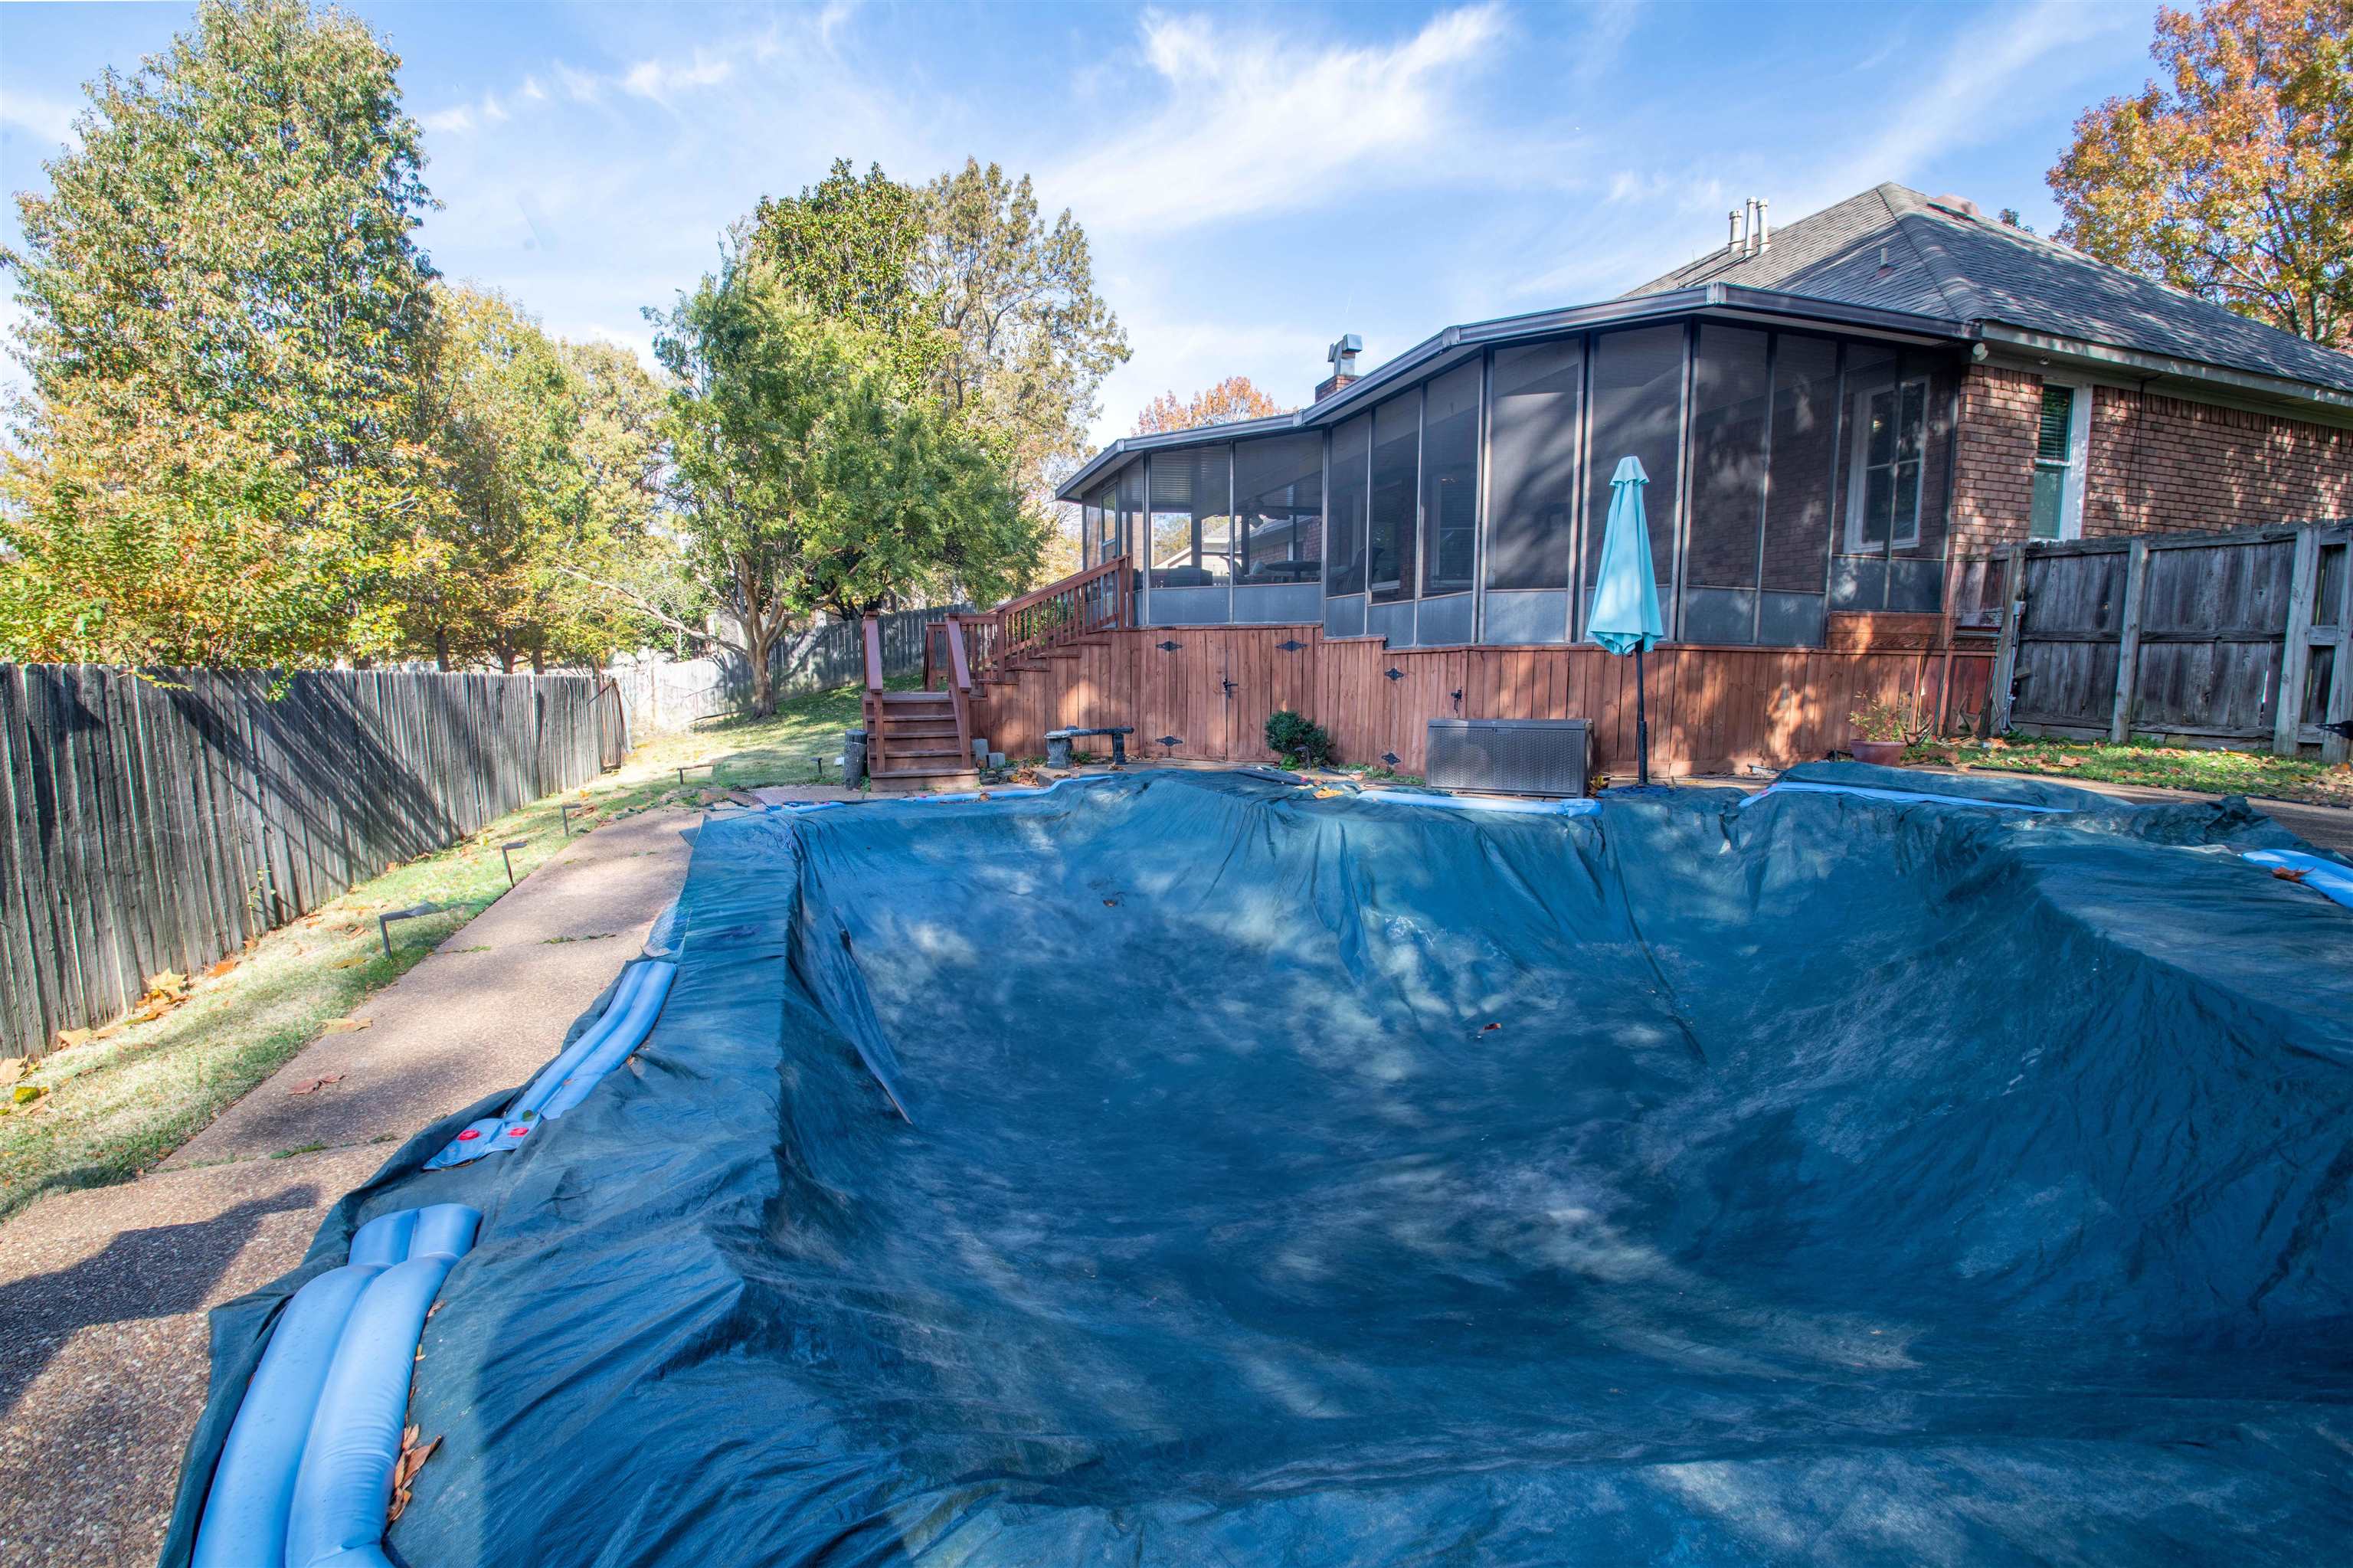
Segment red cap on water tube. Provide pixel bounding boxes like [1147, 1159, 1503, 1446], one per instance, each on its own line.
[456, 1129, 479, 1141]
[507, 1125, 529, 1138]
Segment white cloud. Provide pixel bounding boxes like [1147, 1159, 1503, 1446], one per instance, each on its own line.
[620, 51, 735, 103]
[425, 44, 739, 139]
[1818, 0, 2136, 208]
[1047, 5, 1509, 236]
[1567, 0, 1640, 89]
[1491, 0, 2142, 310]
[0, 90, 82, 151]
[553, 62, 604, 104]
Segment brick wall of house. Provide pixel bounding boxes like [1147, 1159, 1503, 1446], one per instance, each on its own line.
[2083, 387, 2353, 535]
[1952, 363, 2353, 553]
[1951, 365, 2043, 557]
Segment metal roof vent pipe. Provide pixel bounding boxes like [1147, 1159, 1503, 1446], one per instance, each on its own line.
[1316, 334, 1363, 403]
[1756, 197, 1770, 253]
[1727, 207, 1746, 254]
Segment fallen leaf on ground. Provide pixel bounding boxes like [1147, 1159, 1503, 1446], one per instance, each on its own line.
[386, 1426, 441, 1525]
[286, 1073, 345, 1096]
[330, 956, 368, 969]
[54, 1027, 93, 1052]
[11, 1084, 46, 1105]
[204, 959, 237, 980]
[319, 1017, 371, 1035]
[127, 971, 193, 1022]
[2272, 866, 2311, 882]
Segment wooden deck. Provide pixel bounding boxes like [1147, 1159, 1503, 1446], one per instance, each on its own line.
[869, 561, 1994, 781]
[967, 625, 1993, 776]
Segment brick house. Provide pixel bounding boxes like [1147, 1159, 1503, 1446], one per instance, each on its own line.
[1055, 182, 2353, 653]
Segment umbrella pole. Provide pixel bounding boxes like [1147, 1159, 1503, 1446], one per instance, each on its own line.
[1635, 644, 1650, 787]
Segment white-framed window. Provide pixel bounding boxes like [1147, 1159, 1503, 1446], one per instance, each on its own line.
[1844, 375, 1929, 552]
[2028, 378, 2091, 540]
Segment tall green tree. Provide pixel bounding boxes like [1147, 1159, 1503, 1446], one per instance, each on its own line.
[2050, 0, 2352, 347]
[561, 339, 702, 656]
[915, 159, 1130, 506]
[585, 261, 1040, 716]
[405, 286, 570, 670]
[744, 159, 941, 396]
[800, 361, 1042, 623]
[1, 0, 439, 665]
[406, 292, 686, 672]
[743, 157, 1130, 533]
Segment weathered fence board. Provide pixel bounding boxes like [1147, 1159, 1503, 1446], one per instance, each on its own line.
[0, 664, 601, 1059]
[609, 606, 961, 738]
[1987, 522, 2350, 751]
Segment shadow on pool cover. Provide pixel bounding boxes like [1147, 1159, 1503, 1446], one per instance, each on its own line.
[165, 766, 2353, 1566]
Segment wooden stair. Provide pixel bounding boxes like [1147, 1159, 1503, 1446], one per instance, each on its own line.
[866, 566, 1135, 791]
[863, 624, 982, 792]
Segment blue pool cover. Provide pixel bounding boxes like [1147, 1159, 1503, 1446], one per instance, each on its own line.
[166, 766, 2353, 1566]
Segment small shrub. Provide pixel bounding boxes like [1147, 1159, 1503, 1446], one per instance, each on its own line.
[1265, 709, 1335, 768]
[1848, 698, 1919, 744]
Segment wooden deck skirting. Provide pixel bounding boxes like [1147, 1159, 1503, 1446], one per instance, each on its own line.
[967, 624, 1995, 776]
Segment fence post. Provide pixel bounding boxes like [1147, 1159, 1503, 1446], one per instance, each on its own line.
[1987, 545, 2025, 736]
[2109, 537, 2150, 745]
[2274, 524, 2319, 758]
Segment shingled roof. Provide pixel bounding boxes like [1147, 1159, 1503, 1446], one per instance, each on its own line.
[1627, 182, 2353, 398]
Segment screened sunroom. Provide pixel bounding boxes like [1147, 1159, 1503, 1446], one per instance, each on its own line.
[1058, 285, 1972, 648]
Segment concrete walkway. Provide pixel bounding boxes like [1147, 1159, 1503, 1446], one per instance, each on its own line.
[0, 804, 708, 1568]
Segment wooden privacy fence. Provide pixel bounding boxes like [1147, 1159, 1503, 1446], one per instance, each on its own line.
[735, 607, 960, 711]
[1983, 521, 2351, 760]
[0, 665, 603, 1060]
[606, 607, 962, 739]
[966, 626, 1992, 777]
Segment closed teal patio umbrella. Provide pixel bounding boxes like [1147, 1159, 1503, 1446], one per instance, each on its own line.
[1588, 456, 1664, 785]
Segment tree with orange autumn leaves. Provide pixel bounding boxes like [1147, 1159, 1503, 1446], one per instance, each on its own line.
[1131, 376, 1292, 436]
[2049, 0, 2351, 348]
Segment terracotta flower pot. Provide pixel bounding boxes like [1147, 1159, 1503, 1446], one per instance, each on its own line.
[1849, 738, 1905, 766]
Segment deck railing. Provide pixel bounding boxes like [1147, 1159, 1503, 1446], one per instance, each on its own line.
[928, 555, 1132, 686]
[941, 616, 976, 764]
[873, 613, 979, 776]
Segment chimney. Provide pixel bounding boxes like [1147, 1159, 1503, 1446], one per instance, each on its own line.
[1316, 333, 1363, 402]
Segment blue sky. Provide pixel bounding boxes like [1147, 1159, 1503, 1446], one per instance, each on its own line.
[2, 1, 2167, 445]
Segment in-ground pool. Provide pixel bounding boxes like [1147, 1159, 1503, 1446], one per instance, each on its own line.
[169, 766, 2353, 1566]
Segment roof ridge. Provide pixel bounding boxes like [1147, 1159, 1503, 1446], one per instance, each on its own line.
[1894, 186, 2353, 378]
[1882, 187, 1984, 321]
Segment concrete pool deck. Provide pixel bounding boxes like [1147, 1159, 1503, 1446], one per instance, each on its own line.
[0, 770, 2338, 1566]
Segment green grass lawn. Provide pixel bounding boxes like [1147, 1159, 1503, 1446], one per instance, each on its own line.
[1913, 735, 2353, 807]
[0, 680, 889, 1223]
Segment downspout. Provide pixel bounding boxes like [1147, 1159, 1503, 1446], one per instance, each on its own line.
[2129, 373, 2158, 533]
[1935, 366, 1965, 734]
